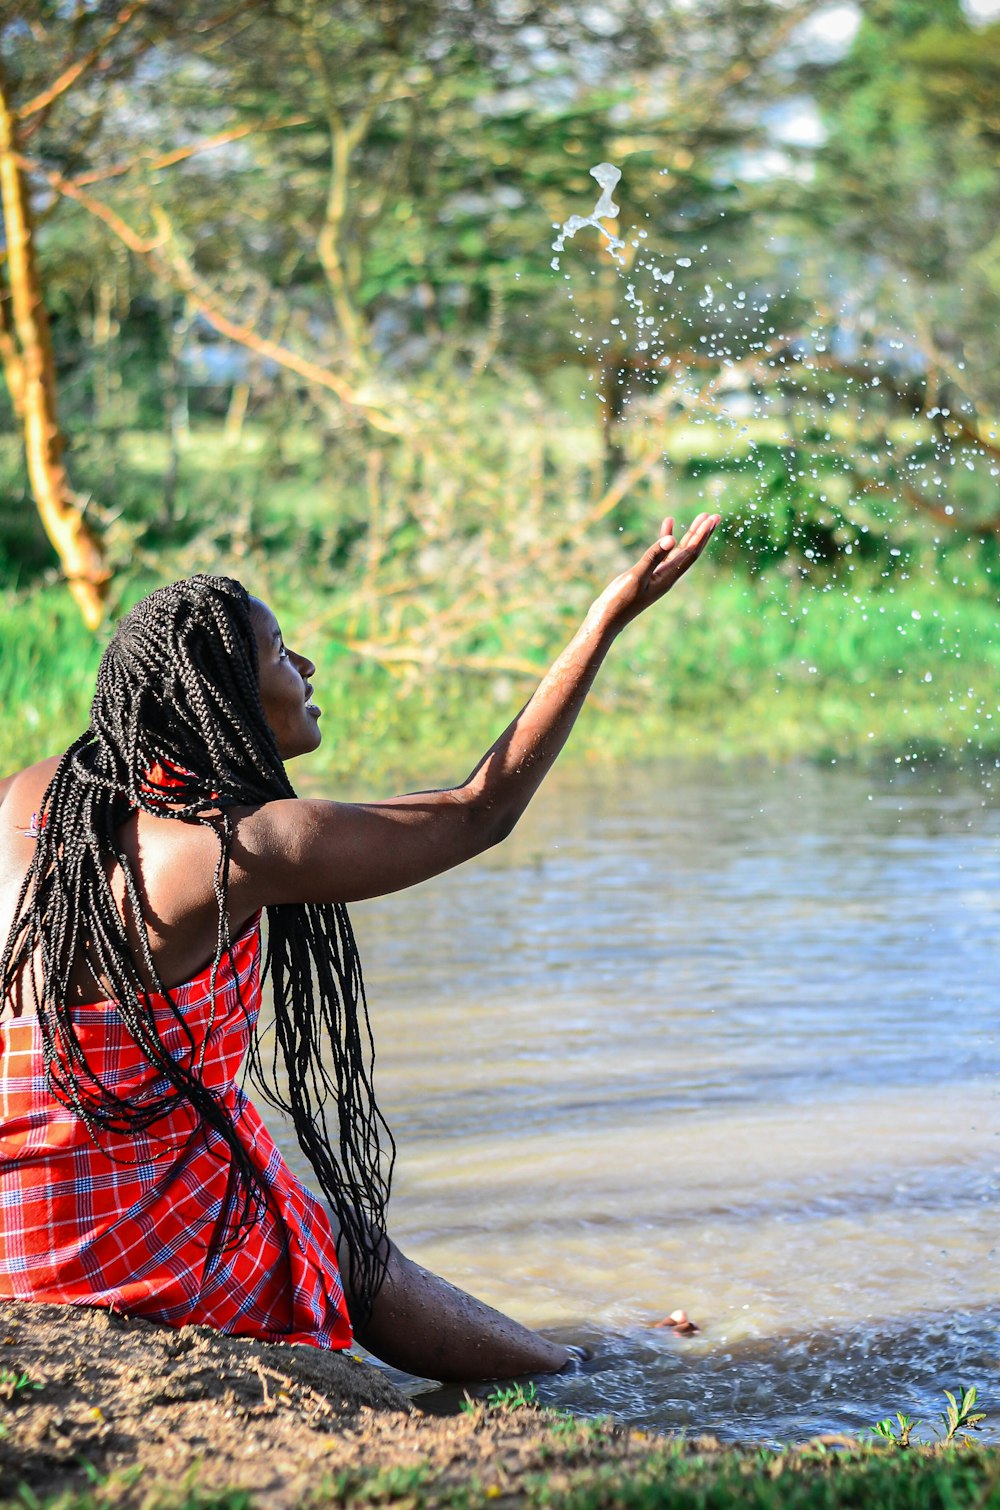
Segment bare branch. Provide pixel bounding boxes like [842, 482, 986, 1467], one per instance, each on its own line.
[17, 154, 162, 254]
[146, 208, 407, 434]
[675, 1, 818, 140]
[17, 0, 154, 122]
[303, 36, 402, 367]
[15, 151, 407, 434]
[855, 476, 999, 534]
[188, 3, 261, 43]
[336, 642, 547, 679]
[70, 115, 310, 189]
[580, 443, 668, 529]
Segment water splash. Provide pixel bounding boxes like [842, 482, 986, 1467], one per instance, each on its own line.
[590, 161, 621, 218]
[551, 162, 626, 269]
[545, 157, 996, 771]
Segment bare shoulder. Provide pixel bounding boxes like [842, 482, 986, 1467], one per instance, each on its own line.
[0, 758, 68, 941]
[229, 795, 386, 908]
[0, 756, 63, 821]
[230, 797, 333, 874]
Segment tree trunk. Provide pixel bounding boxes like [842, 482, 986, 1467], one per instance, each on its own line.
[224, 380, 250, 447]
[0, 264, 25, 418]
[0, 60, 109, 629]
[92, 270, 122, 431]
[315, 111, 371, 372]
[161, 300, 190, 523]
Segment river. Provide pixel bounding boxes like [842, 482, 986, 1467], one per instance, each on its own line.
[281, 758, 999, 1442]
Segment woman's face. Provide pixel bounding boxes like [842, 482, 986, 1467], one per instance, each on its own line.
[249, 598, 322, 760]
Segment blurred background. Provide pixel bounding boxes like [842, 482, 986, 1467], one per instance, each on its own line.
[2, 0, 999, 781]
[3, 3, 999, 1439]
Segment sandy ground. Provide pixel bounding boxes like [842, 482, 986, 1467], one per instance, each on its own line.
[0, 1300, 663, 1507]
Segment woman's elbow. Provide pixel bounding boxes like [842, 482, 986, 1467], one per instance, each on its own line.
[453, 787, 518, 852]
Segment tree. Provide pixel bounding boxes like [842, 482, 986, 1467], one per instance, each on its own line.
[0, 2, 153, 626]
[815, 0, 1000, 430]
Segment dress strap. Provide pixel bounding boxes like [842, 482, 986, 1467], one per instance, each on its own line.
[22, 811, 45, 840]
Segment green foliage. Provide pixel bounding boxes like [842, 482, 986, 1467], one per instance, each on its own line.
[2, 0, 790, 392]
[13, 1458, 252, 1510]
[814, 1, 1000, 414]
[321, 1462, 435, 1506]
[870, 1411, 920, 1447]
[0, 1366, 42, 1444]
[484, 1381, 539, 1413]
[537, 1445, 1000, 1510]
[15, 1487, 252, 1510]
[5, 0, 1000, 576]
[459, 1379, 542, 1418]
[282, 1436, 1000, 1508]
[2, 402, 1000, 784]
[11, 1436, 1000, 1510]
[868, 1386, 989, 1450]
[0, 1368, 41, 1406]
[940, 1386, 987, 1445]
[5, 1, 1000, 777]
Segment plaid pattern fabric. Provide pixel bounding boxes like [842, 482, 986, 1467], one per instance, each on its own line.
[0, 917, 351, 1350]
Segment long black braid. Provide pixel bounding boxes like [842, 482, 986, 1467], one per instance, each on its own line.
[0, 575, 394, 1321]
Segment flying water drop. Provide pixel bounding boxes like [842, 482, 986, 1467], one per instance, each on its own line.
[551, 162, 626, 268]
[590, 161, 621, 219]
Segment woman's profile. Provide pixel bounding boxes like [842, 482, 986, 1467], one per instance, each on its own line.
[0, 512, 718, 1382]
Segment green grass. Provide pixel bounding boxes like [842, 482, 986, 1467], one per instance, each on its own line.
[38, 1433, 992, 1510]
[18, 1455, 1000, 1510]
[3, 1385, 997, 1508]
[532, 1439, 1000, 1510]
[2, 411, 999, 786]
[7, 1419, 1000, 1510]
[1, 564, 997, 788]
[9, 1477, 252, 1510]
[0, 590, 105, 771]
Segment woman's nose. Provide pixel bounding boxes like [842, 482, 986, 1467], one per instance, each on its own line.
[291, 649, 316, 677]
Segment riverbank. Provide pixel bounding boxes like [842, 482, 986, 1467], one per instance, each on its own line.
[0, 1303, 997, 1510]
[3, 560, 999, 787]
[5, 399, 1000, 786]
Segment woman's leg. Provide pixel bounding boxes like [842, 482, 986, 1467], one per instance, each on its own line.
[339, 1232, 570, 1382]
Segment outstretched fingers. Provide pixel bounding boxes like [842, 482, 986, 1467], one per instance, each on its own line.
[596, 512, 721, 630]
[677, 512, 719, 551]
[651, 512, 720, 579]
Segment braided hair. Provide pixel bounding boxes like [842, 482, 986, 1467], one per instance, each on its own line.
[0, 575, 394, 1320]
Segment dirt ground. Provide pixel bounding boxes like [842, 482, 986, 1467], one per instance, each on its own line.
[0, 1300, 662, 1508]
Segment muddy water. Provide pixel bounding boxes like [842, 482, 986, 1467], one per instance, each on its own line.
[284, 761, 1000, 1440]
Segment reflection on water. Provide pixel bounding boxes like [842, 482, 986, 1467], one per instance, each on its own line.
[284, 760, 1000, 1439]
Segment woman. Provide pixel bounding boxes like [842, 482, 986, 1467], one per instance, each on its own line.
[0, 512, 718, 1382]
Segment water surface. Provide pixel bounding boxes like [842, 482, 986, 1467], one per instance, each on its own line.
[284, 760, 999, 1440]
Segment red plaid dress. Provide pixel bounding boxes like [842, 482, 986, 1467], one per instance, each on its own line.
[0, 915, 352, 1349]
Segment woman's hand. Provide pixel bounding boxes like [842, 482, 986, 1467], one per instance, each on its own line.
[233, 512, 721, 908]
[587, 512, 721, 636]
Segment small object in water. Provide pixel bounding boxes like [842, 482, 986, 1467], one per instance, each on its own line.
[559, 1343, 591, 1373]
[650, 1309, 700, 1335]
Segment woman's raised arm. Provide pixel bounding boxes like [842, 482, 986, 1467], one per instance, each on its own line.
[232, 513, 720, 907]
